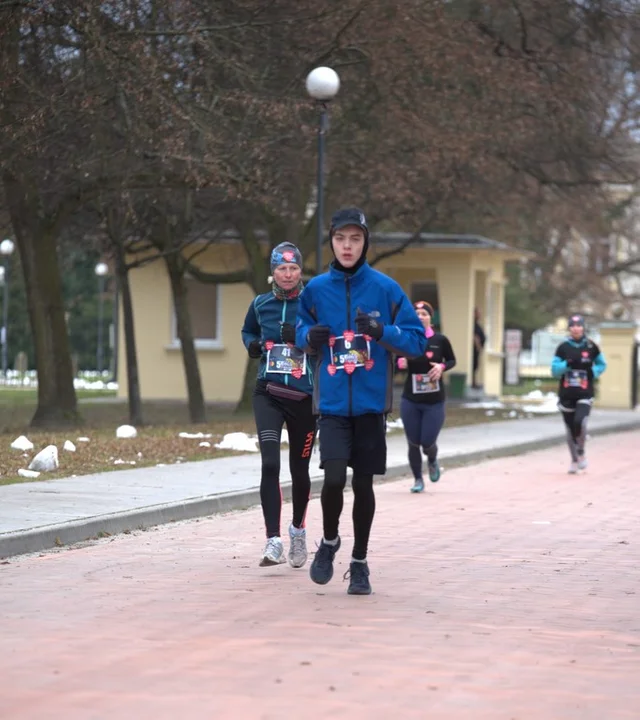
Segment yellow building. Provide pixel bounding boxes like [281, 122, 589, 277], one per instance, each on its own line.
[116, 234, 529, 403]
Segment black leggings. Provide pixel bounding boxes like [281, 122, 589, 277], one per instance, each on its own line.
[321, 459, 375, 561]
[561, 400, 592, 461]
[252, 387, 317, 538]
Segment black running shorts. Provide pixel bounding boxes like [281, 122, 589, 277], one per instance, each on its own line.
[318, 413, 387, 476]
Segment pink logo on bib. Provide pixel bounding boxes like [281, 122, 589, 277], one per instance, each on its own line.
[426, 351, 433, 359]
[327, 364, 337, 376]
[265, 341, 274, 351]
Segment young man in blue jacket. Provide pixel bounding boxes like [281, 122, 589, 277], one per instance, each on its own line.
[551, 314, 606, 474]
[296, 207, 427, 595]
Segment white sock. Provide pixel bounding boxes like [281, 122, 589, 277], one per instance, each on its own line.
[290, 524, 305, 535]
[323, 536, 339, 546]
[351, 557, 367, 564]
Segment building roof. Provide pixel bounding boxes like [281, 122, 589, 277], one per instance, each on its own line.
[370, 232, 535, 258]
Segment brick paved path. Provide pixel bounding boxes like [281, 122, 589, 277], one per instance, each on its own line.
[1, 431, 639, 719]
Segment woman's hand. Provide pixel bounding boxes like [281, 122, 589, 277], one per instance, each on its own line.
[427, 362, 444, 382]
[397, 357, 408, 370]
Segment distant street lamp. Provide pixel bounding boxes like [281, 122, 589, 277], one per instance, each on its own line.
[95, 262, 109, 375]
[306, 66, 340, 275]
[0, 238, 15, 380]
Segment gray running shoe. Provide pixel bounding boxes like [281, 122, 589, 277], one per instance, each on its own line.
[259, 536, 285, 566]
[288, 525, 308, 568]
[568, 462, 578, 475]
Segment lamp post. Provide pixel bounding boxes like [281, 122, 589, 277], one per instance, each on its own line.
[0, 238, 15, 380]
[306, 66, 340, 275]
[95, 262, 109, 375]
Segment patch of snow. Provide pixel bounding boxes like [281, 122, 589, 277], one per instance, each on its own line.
[11, 435, 34, 451]
[77, 437, 90, 443]
[522, 390, 557, 401]
[281, 429, 289, 445]
[116, 425, 137, 439]
[199, 441, 211, 448]
[114, 459, 136, 465]
[179, 431, 213, 439]
[485, 410, 495, 416]
[215, 432, 259, 453]
[386, 418, 404, 430]
[18, 468, 41, 478]
[461, 401, 505, 409]
[63, 440, 76, 452]
[28, 445, 59, 472]
[521, 398, 559, 414]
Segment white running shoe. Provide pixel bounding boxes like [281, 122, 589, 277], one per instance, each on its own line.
[259, 537, 285, 567]
[577, 456, 588, 471]
[288, 525, 308, 568]
[568, 462, 578, 475]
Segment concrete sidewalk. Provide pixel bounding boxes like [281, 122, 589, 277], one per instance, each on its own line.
[1, 408, 639, 558]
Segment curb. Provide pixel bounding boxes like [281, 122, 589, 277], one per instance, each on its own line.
[2, 419, 639, 559]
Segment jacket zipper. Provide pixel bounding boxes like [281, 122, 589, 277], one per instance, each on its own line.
[282, 300, 289, 386]
[346, 276, 352, 416]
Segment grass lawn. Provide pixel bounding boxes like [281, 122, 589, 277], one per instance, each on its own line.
[0, 388, 534, 486]
[502, 378, 557, 396]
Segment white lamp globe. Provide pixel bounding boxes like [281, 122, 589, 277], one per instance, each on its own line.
[306, 67, 340, 101]
[0, 238, 15, 256]
[95, 262, 109, 277]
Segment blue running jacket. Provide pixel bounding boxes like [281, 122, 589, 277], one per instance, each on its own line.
[296, 262, 427, 415]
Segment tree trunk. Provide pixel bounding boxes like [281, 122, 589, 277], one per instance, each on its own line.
[165, 254, 207, 424]
[115, 248, 144, 426]
[236, 357, 259, 414]
[235, 223, 271, 415]
[3, 175, 80, 428]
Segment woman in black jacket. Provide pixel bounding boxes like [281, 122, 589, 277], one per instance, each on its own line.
[396, 301, 456, 493]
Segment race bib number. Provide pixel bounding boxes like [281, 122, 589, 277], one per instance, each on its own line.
[412, 374, 440, 394]
[330, 334, 371, 372]
[266, 344, 306, 376]
[564, 369, 588, 388]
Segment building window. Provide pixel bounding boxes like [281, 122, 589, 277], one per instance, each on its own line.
[171, 278, 221, 348]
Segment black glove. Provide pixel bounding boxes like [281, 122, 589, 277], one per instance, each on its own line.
[280, 322, 296, 345]
[355, 312, 384, 340]
[247, 340, 263, 359]
[307, 325, 331, 350]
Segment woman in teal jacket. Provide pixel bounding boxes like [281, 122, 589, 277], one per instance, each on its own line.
[241, 242, 316, 569]
[551, 314, 606, 474]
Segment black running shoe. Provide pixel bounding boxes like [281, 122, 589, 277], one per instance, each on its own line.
[309, 537, 341, 585]
[345, 561, 372, 595]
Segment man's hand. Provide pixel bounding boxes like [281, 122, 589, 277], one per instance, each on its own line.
[307, 325, 331, 350]
[397, 357, 408, 370]
[280, 322, 296, 345]
[247, 340, 263, 359]
[355, 312, 384, 340]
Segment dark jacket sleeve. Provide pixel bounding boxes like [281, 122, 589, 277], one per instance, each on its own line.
[241, 300, 261, 350]
[441, 335, 456, 371]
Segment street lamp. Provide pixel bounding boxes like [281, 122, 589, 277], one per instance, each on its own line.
[306, 66, 340, 275]
[0, 238, 15, 380]
[95, 261, 109, 375]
